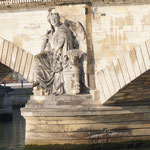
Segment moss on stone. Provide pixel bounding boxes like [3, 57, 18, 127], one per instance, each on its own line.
[24, 140, 150, 150]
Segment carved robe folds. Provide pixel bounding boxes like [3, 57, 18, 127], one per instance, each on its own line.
[33, 13, 88, 96]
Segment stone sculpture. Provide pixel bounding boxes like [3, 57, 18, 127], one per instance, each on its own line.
[33, 9, 88, 95]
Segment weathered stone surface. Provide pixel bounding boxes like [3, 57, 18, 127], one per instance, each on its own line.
[141, 43, 150, 69]
[118, 55, 130, 84]
[1, 40, 9, 64]
[0, 38, 4, 62]
[129, 49, 141, 78]
[6, 42, 14, 67]
[113, 59, 125, 88]
[30, 94, 92, 101]
[23, 53, 33, 80]
[91, 1, 150, 89]
[21, 96, 150, 145]
[19, 50, 28, 75]
[10, 45, 18, 70]
[14, 47, 23, 72]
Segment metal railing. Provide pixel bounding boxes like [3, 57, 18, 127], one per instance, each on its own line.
[2, 80, 24, 88]
[0, 80, 32, 88]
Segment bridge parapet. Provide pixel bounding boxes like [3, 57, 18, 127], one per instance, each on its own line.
[0, 36, 34, 82]
[0, 0, 90, 7]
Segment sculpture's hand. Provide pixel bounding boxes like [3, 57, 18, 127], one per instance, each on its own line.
[54, 52, 59, 59]
[64, 55, 68, 63]
[46, 30, 51, 35]
[62, 55, 69, 69]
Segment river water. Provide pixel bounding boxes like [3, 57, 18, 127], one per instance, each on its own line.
[0, 109, 25, 150]
[0, 109, 150, 150]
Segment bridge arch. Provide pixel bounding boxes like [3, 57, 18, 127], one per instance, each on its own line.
[0, 36, 34, 83]
[96, 39, 150, 105]
[1, 36, 150, 105]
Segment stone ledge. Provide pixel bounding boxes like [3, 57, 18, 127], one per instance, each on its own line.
[30, 94, 92, 101]
[21, 105, 150, 117]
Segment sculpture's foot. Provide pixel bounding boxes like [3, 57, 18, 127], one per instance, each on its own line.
[52, 85, 64, 96]
[33, 85, 50, 96]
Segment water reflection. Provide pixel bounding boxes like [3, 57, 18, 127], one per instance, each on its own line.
[0, 109, 25, 150]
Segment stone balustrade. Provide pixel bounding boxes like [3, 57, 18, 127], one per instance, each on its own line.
[0, 0, 90, 6]
[0, 0, 149, 7]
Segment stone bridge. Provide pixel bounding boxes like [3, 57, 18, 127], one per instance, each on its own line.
[1, 0, 150, 105]
[1, 35, 150, 105]
[1, 0, 150, 145]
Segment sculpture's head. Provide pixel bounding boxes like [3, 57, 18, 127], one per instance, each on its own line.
[47, 9, 60, 27]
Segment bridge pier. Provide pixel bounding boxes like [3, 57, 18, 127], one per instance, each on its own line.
[21, 95, 150, 145]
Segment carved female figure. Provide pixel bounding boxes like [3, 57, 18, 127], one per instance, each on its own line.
[33, 9, 88, 95]
[33, 10, 73, 95]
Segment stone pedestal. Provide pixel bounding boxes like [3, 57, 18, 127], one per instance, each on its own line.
[21, 95, 150, 145]
[21, 94, 101, 144]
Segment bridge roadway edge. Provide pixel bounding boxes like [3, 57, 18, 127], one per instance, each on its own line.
[21, 94, 150, 145]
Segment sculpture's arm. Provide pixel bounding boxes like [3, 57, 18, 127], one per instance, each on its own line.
[41, 36, 49, 51]
[41, 30, 52, 52]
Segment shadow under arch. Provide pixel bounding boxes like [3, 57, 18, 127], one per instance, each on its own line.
[105, 69, 150, 106]
[0, 63, 12, 82]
